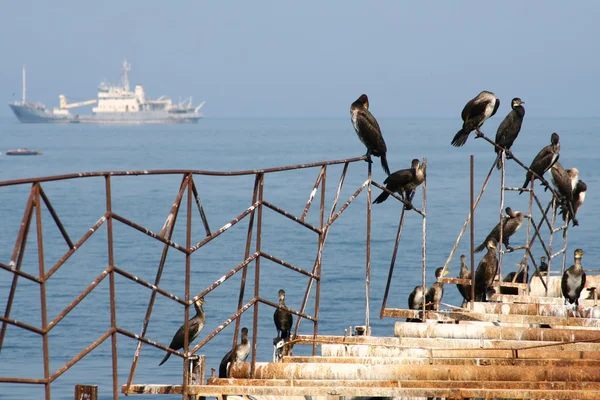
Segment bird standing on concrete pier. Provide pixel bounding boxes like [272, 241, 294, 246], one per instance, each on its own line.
[219, 327, 250, 378]
[456, 255, 472, 306]
[350, 94, 391, 175]
[520, 132, 560, 194]
[495, 97, 525, 169]
[474, 240, 498, 302]
[373, 158, 425, 207]
[451, 90, 500, 147]
[273, 289, 293, 341]
[562, 248, 586, 314]
[159, 297, 206, 366]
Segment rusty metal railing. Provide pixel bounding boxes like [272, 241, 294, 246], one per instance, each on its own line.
[0, 155, 397, 399]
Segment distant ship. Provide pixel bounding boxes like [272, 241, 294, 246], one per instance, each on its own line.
[8, 60, 205, 124]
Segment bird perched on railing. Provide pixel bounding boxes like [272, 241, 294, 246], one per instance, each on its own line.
[219, 327, 250, 378]
[474, 207, 524, 253]
[520, 132, 560, 194]
[273, 289, 293, 342]
[562, 248, 586, 316]
[456, 254, 472, 306]
[407, 285, 425, 322]
[451, 91, 500, 147]
[159, 297, 205, 366]
[567, 180, 587, 224]
[550, 161, 579, 226]
[350, 94, 391, 175]
[495, 97, 525, 169]
[426, 267, 449, 311]
[474, 239, 498, 302]
[373, 158, 425, 208]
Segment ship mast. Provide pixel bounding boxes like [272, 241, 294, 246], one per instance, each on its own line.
[22, 65, 26, 104]
[121, 59, 131, 92]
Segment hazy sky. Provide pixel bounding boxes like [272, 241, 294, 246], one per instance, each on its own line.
[2, 1, 599, 118]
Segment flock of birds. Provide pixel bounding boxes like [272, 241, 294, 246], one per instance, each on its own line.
[350, 91, 588, 317]
[157, 289, 294, 379]
[156, 91, 590, 372]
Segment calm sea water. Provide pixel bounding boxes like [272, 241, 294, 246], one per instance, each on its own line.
[0, 116, 599, 399]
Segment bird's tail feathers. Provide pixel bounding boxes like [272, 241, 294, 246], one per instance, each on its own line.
[373, 191, 390, 204]
[158, 352, 170, 366]
[380, 155, 391, 176]
[496, 153, 503, 170]
[474, 242, 485, 253]
[451, 128, 468, 147]
[519, 178, 530, 195]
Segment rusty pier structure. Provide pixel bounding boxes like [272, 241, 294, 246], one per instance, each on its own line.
[1, 136, 600, 399]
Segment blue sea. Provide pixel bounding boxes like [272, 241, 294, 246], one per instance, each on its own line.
[0, 116, 599, 399]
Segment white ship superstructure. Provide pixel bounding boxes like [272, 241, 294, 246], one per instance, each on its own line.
[8, 60, 205, 124]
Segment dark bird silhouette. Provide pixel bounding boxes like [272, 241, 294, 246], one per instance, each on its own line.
[373, 158, 425, 207]
[562, 249, 586, 315]
[474, 239, 498, 302]
[520, 133, 560, 194]
[350, 94, 391, 175]
[451, 91, 500, 147]
[159, 297, 206, 366]
[550, 161, 579, 226]
[568, 180, 587, 224]
[456, 254, 472, 306]
[474, 207, 524, 252]
[499, 260, 529, 295]
[218, 327, 250, 378]
[539, 256, 548, 273]
[407, 285, 425, 322]
[495, 97, 525, 169]
[273, 289, 293, 341]
[426, 267, 449, 311]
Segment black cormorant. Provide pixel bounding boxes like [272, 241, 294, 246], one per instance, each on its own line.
[273, 289, 293, 341]
[426, 267, 449, 311]
[456, 254, 472, 306]
[218, 327, 250, 378]
[474, 239, 498, 302]
[550, 162, 579, 225]
[519, 133, 560, 194]
[495, 97, 525, 169]
[350, 94, 391, 175]
[499, 260, 529, 295]
[474, 207, 524, 252]
[451, 91, 500, 147]
[563, 180, 587, 226]
[407, 285, 425, 322]
[539, 256, 548, 273]
[159, 297, 206, 366]
[561, 248, 586, 312]
[373, 158, 425, 207]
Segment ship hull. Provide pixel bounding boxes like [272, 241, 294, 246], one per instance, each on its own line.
[9, 104, 73, 123]
[9, 104, 202, 124]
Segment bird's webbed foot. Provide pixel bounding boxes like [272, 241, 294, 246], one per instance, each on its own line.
[475, 129, 484, 138]
[364, 153, 373, 164]
[573, 218, 579, 227]
[404, 202, 414, 210]
[506, 150, 514, 159]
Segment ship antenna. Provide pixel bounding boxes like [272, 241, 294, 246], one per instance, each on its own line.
[122, 59, 131, 92]
[22, 65, 26, 104]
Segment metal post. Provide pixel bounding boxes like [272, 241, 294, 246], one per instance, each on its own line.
[35, 185, 51, 400]
[313, 166, 326, 354]
[365, 160, 372, 332]
[250, 173, 264, 377]
[498, 150, 505, 279]
[379, 207, 406, 318]
[470, 155, 475, 308]
[105, 176, 119, 400]
[421, 159, 428, 317]
[183, 175, 193, 396]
